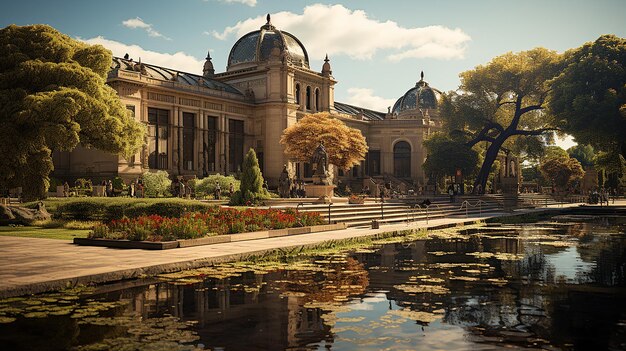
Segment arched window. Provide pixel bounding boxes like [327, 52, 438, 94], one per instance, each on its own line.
[315, 88, 320, 112]
[306, 86, 311, 110]
[295, 83, 300, 106]
[393, 141, 411, 178]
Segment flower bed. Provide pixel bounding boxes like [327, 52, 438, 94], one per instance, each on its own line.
[89, 207, 324, 242]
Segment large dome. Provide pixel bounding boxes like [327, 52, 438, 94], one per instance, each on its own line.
[227, 14, 309, 71]
[391, 72, 442, 115]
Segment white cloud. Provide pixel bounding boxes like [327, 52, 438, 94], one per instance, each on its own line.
[345, 88, 396, 112]
[209, 4, 471, 61]
[211, 0, 257, 6]
[554, 134, 577, 150]
[122, 17, 171, 40]
[81, 36, 204, 74]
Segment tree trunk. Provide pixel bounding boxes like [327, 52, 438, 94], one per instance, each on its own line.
[473, 135, 507, 194]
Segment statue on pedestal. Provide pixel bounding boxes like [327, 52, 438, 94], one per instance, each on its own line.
[311, 142, 330, 185]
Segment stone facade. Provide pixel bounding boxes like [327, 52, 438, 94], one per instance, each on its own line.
[52, 16, 444, 191]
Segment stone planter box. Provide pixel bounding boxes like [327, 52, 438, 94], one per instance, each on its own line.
[73, 238, 179, 250]
[348, 197, 365, 204]
[73, 223, 347, 250]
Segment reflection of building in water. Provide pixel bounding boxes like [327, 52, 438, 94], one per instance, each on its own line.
[112, 258, 367, 349]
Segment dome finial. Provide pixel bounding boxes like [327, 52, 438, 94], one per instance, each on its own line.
[206, 50, 212, 60]
[266, 13, 271, 25]
[324, 53, 329, 63]
[420, 70, 424, 80]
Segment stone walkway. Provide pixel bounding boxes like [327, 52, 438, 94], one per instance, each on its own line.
[0, 202, 617, 298]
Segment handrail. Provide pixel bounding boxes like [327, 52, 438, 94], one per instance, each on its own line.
[297, 202, 333, 224]
[459, 199, 486, 218]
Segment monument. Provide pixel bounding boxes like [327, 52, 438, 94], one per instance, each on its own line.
[305, 142, 335, 201]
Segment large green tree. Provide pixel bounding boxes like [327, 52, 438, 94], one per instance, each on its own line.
[550, 35, 626, 160]
[0, 24, 145, 201]
[567, 144, 595, 169]
[442, 48, 563, 193]
[422, 133, 479, 182]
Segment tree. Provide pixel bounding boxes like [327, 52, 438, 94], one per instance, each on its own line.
[550, 35, 626, 160]
[0, 24, 145, 200]
[142, 171, 171, 197]
[422, 133, 479, 182]
[539, 154, 584, 191]
[593, 150, 626, 189]
[442, 48, 563, 194]
[230, 148, 269, 205]
[567, 144, 595, 169]
[280, 112, 368, 171]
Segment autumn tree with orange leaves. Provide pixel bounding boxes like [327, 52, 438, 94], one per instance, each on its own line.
[280, 112, 368, 171]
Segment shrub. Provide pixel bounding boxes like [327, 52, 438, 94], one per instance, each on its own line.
[190, 174, 240, 198]
[230, 149, 270, 205]
[54, 198, 213, 221]
[142, 171, 172, 197]
[112, 176, 126, 191]
[48, 177, 62, 193]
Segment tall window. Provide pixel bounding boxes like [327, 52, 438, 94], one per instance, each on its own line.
[228, 119, 244, 173]
[183, 112, 195, 171]
[315, 88, 320, 112]
[367, 150, 381, 176]
[148, 107, 169, 170]
[204, 116, 217, 173]
[306, 86, 311, 110]
[394, 141, 411, 178]
[295, 83, 300, 106]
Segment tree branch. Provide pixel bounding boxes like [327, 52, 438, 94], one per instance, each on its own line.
[512, 127, 559, 136]
[497, 100, 516, 107]
[466, 121, 503, 147]
[518, 105, 543, 115]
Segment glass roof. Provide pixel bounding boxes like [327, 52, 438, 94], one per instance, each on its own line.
[110, 57, 243, 96]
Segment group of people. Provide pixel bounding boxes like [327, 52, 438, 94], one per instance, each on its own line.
[172, 178, 192, 198]
[277, 166, 307, 198]
[588, 187, 616, 205]
[212, 182, 235, 200]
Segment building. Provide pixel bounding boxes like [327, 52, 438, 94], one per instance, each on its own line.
[52, 15, 444, 192]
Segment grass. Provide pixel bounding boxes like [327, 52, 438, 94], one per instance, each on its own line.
[0, 226, 90, 240]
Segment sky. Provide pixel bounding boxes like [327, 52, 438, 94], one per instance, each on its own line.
[2, 0, 625, 149]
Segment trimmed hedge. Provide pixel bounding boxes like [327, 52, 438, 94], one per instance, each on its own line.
[54, 200, 214, 221]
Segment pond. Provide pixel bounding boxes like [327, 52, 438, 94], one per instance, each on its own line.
[1, 216, 625, 350]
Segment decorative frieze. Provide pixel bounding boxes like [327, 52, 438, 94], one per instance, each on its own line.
[147, 92, 176, 103]
[226, 105, 247, 115]
[204, 102, 223, 110]
[180, 97, 201, 107]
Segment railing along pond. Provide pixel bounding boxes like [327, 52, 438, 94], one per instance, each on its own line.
[459, 199, 486, 218]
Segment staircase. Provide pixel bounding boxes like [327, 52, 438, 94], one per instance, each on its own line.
[272, 196, 505, 228]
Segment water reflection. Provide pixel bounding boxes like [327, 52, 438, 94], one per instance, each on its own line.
[0, 218, 625, 350]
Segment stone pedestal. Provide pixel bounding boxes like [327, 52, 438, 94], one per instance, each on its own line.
[500, 177, 519, 194]
[305, 184, 335, 199]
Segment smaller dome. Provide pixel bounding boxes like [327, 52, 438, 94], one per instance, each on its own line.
[392, 72, 442, 115]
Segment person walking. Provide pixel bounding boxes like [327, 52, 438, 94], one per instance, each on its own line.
[448, 184, 455, 203]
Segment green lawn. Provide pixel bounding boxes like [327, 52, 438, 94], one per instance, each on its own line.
[0, 226, 90, 240]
